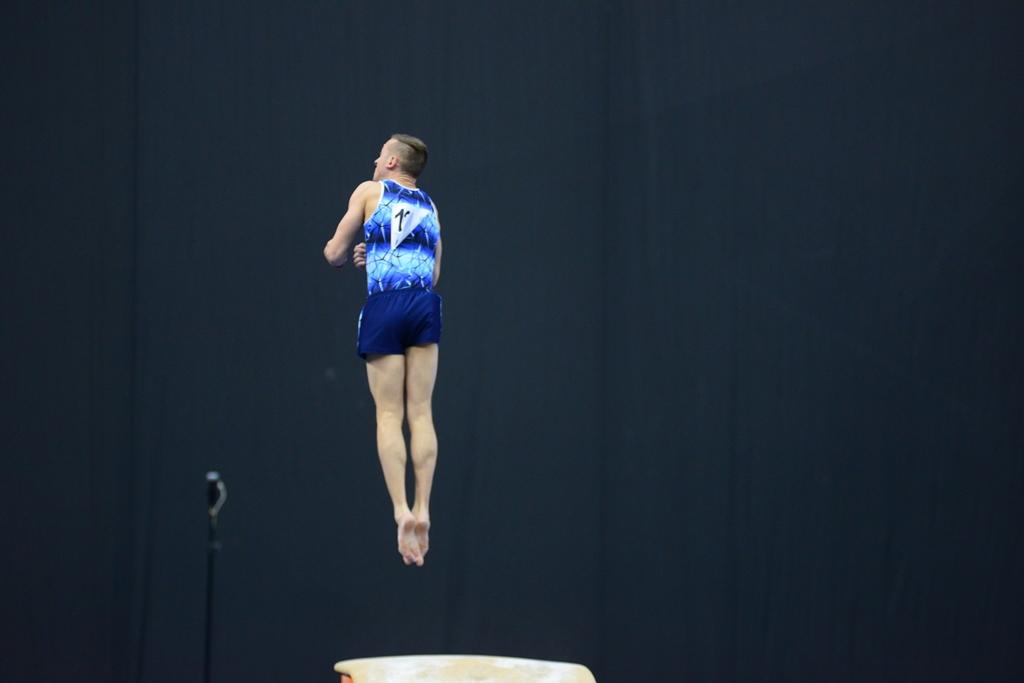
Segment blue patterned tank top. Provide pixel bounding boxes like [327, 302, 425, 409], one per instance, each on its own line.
[363, 179, 440, 295]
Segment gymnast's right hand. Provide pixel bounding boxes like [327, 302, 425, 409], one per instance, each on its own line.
[352, 242, 367, 269]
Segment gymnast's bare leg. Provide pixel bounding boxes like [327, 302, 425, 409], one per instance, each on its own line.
[366, 353, 422, 566]
[405, 343, 439, 558]
[366, 345, 439, 566]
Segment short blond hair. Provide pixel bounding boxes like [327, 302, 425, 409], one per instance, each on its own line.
[389, 133, 428, 177]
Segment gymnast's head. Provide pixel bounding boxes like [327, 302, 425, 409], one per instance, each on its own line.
[373, 133, 428, 182]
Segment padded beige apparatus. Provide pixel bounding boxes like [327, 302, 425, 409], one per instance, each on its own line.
[334, 655, 596, 683]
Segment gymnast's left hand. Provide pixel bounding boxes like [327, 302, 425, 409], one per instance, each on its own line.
[353, 242, 367, 269]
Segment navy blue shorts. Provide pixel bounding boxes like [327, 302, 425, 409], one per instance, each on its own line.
[356, 288, 442, 359]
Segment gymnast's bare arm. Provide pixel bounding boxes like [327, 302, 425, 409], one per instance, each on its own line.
[430, 202, 442, 286]
[352, 242, 366, 268]
[432, 237, 443, 286]
[324, 181, 377, 267]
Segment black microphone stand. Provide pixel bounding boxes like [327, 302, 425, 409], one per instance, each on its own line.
[204, 472, 227, 683]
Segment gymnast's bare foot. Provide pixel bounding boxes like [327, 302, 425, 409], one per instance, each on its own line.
[396, 511, 421, 566]
[413, 513, 430, 561]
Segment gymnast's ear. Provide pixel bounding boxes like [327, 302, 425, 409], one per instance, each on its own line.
[383, 139, 403, 171]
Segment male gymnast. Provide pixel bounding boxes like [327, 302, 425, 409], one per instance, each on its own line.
[323, 134, 443, 567]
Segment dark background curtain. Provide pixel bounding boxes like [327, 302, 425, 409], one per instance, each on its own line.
[2, 1, 1021, 681]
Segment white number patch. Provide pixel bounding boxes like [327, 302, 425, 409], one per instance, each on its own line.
[390, 203, 430, 250]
